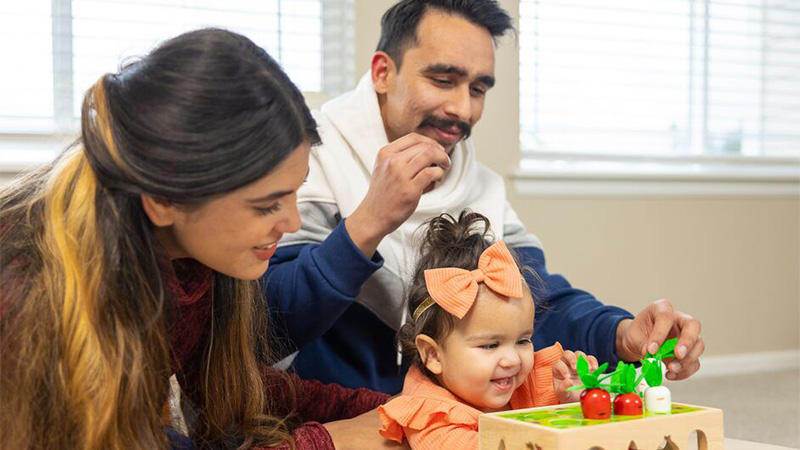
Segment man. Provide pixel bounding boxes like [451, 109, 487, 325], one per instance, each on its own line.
[265, 0, 703, 394]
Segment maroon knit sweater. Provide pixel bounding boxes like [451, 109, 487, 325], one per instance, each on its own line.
[167, 259, 389, 449]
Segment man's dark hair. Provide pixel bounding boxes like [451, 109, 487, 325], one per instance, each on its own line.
[376, 0, 515, 68]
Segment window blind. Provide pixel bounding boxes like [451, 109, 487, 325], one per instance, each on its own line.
[519, 0, 800, 158]
[0, 0, 349, 135]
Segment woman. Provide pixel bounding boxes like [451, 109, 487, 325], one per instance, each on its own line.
[0, 28, 393, 450]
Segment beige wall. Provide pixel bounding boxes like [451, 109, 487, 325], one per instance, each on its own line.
[3, 2, 796, 358]
[353, 0, 800, 356]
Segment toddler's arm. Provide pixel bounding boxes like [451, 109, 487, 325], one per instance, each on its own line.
[552, 350, 599, 403]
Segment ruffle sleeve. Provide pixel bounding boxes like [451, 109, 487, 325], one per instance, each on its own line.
[510, 342, 564, 409]
[377, 395, 480, 443]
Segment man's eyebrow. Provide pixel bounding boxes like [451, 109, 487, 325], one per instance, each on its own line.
[424, 63, 468, 77]
[423, 64, 495, 88]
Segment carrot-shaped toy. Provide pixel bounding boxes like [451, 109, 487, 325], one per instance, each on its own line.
[608, 361, 645, 415]
[566, 355, 615, 419]
[641, 337, 678, 413]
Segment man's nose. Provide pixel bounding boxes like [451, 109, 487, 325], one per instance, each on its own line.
[443, 84, 472, 122]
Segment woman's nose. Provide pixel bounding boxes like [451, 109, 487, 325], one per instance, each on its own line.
[277, 200, 302, 234]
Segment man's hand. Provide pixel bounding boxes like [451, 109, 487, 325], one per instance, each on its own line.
[552, 350, 598, 403]
[615, 299, 704, 380]
[346, 133, 450, 258]
[323, 408, 410, 450]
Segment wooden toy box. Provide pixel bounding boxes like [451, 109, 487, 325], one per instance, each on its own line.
[479, 402, 724, 450]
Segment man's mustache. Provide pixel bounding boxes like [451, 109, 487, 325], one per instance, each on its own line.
[418, 115, 471, 141]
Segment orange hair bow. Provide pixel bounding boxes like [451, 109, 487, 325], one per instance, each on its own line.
[413, 241, 523, 320]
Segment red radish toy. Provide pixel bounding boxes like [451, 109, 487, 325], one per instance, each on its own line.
[609, 361, 644, 416]
[580, 387, 611, 420]
[567, 355, 616, 420]
[614, 391, 643, 415]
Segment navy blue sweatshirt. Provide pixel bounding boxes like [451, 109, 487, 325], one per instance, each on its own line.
[264, 220, 633, 394]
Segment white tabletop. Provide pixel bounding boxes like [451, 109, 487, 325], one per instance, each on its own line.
[725, 438, 798, 450]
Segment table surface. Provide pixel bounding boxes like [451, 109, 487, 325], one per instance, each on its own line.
[725, 438, 798, 450]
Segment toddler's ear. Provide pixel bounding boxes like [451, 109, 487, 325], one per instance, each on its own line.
[415, 334, 443, 375]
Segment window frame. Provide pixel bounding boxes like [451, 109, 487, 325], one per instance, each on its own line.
[516, 0, 800, 197]
[0, 0, 351, 174]
[514, 151, 800, 197]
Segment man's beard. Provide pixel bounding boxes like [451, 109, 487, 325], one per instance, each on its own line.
[418, 114, 472, 147]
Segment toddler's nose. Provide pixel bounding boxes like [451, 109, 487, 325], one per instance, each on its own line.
[499, 349, 521, 368]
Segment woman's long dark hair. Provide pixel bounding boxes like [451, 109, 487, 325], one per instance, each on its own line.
[0, 28, 319, 450]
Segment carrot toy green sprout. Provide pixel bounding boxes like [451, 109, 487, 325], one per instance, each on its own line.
[566, 355, 615, 419]
[647, 337, 678, 360]
[609, 362, 644, 415]
[641, 337, 678, 413]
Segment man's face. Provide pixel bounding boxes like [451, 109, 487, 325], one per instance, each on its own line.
[376, 10, 496, 153]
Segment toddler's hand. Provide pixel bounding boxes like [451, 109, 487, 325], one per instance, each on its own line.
[552, 350, 599, 403]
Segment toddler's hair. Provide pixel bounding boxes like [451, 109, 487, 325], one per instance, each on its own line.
[398, 209, 532, 371]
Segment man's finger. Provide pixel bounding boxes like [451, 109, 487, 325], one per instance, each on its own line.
[385, 132, 443, 156]
[411, 166, 445, 192]
[673, 313, 701, 360]
[667, 336, 704, 378]
[405, 143, 451, 175]
[667, 358, 701, 381]
[644, 300, 677, 355]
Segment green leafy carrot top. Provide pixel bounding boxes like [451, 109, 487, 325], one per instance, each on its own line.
[608, 361, 645, 394]
[640, 337, 679, 387]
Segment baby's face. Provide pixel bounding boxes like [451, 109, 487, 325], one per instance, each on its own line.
[437, 284, 535, 412]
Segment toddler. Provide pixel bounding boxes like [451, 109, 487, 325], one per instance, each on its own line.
[378, 210, 599, 449]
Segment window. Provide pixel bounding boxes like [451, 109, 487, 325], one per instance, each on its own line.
[0, 0, 352, 136]
[519, 0, 799, 160]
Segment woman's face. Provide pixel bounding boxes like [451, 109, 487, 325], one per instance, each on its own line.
[153, 143, 310, 280]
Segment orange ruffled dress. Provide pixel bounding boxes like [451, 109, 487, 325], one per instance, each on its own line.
[378, 342, 563, 450]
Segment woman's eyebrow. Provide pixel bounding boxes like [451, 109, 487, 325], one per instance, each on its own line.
[246, 168, 309, 203]
[245, 190, 293, 204]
